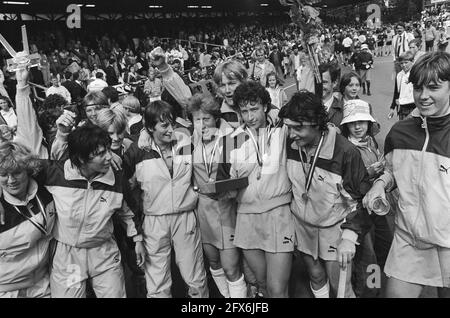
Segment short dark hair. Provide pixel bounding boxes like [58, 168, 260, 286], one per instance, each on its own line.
[319, 62, 341, 84]
[73, 72, 80, 81]
[409, 51, 450, 88]
[339, 71, 362, 95]
[68, 125, 111, 169]
[42, 94, 68, 110]
[0, 96, 13, 110]
[96, 72, 103, 79]
[233, 81, 271, 111]
[279, 91, 328, 132]
[102, 86, 119, 103]
[144, 100, 176, 130]
[64, 71, 72, 80]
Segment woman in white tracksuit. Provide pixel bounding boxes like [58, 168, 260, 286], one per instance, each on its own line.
[123, 100, 209, 298]
[0, 142, 55, 298]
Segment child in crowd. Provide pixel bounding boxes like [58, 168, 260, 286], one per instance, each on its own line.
[265, 71, 287, 123]
[340, 99, 394, 297]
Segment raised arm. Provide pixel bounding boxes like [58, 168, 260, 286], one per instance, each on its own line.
[14, 68, 48, 159]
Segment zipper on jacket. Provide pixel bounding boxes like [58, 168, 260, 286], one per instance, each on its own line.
[412, 116, 430, 245]
[76, 181, 91, 246]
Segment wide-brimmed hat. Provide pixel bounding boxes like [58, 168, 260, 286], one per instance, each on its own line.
[341, 99, 376, 125]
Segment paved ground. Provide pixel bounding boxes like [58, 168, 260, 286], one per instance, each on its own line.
[282, 55, 397, 149]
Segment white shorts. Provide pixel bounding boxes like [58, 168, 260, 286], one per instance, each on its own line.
[385, 231, 450, 288]
[234, 204, 295, 253]
[196, 194, 237, 250]
[294, 218, 342, 261]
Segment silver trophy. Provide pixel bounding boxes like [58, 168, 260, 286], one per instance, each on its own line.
[0, 25, 41, 72]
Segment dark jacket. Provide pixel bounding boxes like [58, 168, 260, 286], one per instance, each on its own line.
[61, 80, 86, 103]
[105, 65, 118, 86]
[327, 96, 343, 130]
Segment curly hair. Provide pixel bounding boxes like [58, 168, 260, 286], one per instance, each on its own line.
[232, 80, 271, 111]
[279, 91, 328, 132]
[0, 142, 43, 177]
[42, 94, 68, 110]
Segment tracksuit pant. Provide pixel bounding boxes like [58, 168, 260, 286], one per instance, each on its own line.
[142, 211, 209, 298]
[50, 238, 126, 298]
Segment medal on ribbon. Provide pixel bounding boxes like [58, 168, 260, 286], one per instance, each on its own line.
[246, 125, 277, 181]
[299, 132, 325, 203]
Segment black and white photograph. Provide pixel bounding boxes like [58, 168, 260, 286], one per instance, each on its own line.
[0, 0, 449, 303]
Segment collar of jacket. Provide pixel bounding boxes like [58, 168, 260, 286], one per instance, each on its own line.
[329, 96, 342, 111]
[220, 100, 237, 114]
[290, 124, 338, 160]
[2, 178, 39, 206]
[193, 118, 233, 148]
[230, 115, 279, 139]
[137, 117, 191, 151]
[64, 160, 115, 186]
[411, 107, 450, 131]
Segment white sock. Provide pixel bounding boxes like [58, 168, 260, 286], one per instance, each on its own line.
[310, 280, 330, 298]
[210, 267, 230, 298]
[228, 274, 247, 298]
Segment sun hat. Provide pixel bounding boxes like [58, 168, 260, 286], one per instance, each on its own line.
[340, 99, 376, 125]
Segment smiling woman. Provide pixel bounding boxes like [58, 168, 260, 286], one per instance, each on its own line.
[363, 51, 450, 298]
[213, 60, 248, 128]
[409, 51, 450, 118]
[279, 90, 372, 298]
[0, 141, 55, 298]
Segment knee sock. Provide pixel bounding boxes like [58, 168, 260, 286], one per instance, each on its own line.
[210, 267, 230, 298]
[227, 274, 248, 298]
[367, 81, 371, 94]
[310, 280, 330, 298]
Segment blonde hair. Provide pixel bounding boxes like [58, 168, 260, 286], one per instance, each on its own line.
[96, 107, 128, 134]
[121, 95, 141, 114]
[213, 60, 248, 85]
[0, 142, 42, 177]
[187, 93, 221, 119]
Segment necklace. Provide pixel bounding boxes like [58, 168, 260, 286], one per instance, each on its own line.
[201, 137, 221, 183]
[299, 132, 325, 203]
[13, 195, 48, 235]
[246, 125, 276, 180]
